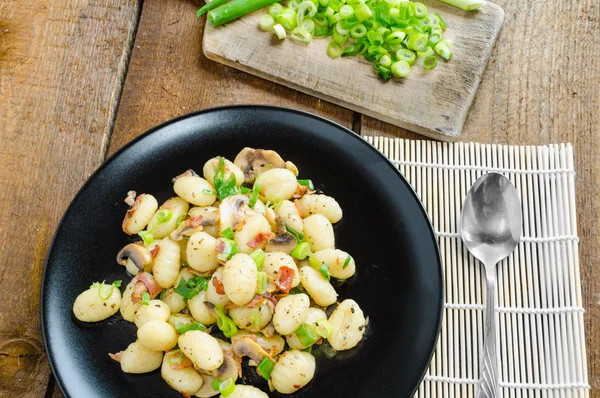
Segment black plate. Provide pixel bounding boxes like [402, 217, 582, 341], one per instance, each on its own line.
[41, 105, 443, 398]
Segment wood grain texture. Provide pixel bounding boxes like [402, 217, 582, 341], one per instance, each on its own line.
[108, 0, 353, 155]
[203, 0, 503, 139]
[363, 0, 600, 394]
[0, 0, 139, 396]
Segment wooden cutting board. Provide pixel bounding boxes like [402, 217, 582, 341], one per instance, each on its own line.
[203, 0, 504, 140]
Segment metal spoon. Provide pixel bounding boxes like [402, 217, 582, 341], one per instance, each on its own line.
[460, 172, 522, 398]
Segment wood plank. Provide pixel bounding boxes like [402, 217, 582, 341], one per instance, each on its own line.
[0, 0, 139, 395]
[362, 0, 600, 393]
[109, 0, 354, 155]
[203, 0, 503, 140]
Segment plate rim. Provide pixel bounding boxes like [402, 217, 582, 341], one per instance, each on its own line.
[41, 104, 444, 398]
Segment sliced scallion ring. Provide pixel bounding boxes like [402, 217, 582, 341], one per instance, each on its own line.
[290, 27, 313, 43]
[273, 23, 287, 39]
[259, 14, 275, 31]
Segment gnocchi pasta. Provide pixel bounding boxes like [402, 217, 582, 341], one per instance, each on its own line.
[73, 148, 368, 396]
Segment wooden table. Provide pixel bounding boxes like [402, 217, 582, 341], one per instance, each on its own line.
[1, 0, 598, 396]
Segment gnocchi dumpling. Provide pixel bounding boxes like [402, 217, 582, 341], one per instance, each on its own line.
[271, 349, 316, 394]
[299, 266, 337, 306]
[255, 168, 298, 201]
[161, 351, 203, 395]
[297, 193, 343, 223]
[137, 320, 178, 351]
[203, 157, 244, 187]
[286, 307, 328, 350]
[173, 175, 217, 206]
[223, 253, 257, 306]
[273, 293, 310, 335]
[178, 330, 224, 371]
[117, 340, 163, 374]
[147, 197, 189, 239]
[187, 231, 219, 272]
[227, 385, 269, 398]
[312, 248, 356, 279]
[72, 282, 121, 322]
[134, 299, 170, 328]
[122, 194, 158, 235]
[303, 214, 335, 252]
[327, 299, 367, 351]
[152, 237, 181, 289]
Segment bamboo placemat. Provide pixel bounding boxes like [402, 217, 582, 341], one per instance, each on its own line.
[366, 137, 589, 398]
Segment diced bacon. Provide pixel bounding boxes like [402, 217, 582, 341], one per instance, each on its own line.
[275, 266, 295, 293]
[150, 245, 160, 258]
[131, 272, 162, 302]
[108, 351, 122, 362]
[247, 232, 275, 248]
[212, 277, 225, 295]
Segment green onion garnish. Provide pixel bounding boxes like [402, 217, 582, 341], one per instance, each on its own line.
[354, 3, 372, 21]
[342, 255, 351, 269]
[296, 0, 317, 25]
[269, 2, 284, 16]
[257, 357, 274, 380]
[250, 307, 261, 329]
[156, 209, 172, 224]
[315, 319, 333, 338]
[291, 26, 313, 43]
[176, 321, 207, 334]
[249, 183, 261, 209]
[212, 157, 240, 201]
[391, 60, 411, 78]
[141, 291, 150, 305]
[218, 378, 236, 397]
[434, 40, 453, 60]
[217, 238, 239, 262]
[167, 349, 184, 365]
[319, 263, 331, 280]
[396, 48, 416, 65]
[215, 305, 238, 338]
[277, 8, 298, 30]
[257, 271, 268, 294]
[423, 55, 438, 70]
[320, 341, 337, 359]
[284, 222, 304, 242]
[138, 230, 154, 245]
[202, 188, 217, 195]
[174, 277, 209, 299]
[297, 179, 315, 190]
[212, 379, 221, 391]
[295, 323, 319, 346]
[250, 249, 265, 270]
[273, 23, 287, 39]
[221, 227, 235, 239]
[290, 241, 312, 260]
[327, 41, 342, 58]
[93, 280, 122, 300]
[259, 13, 276, 30]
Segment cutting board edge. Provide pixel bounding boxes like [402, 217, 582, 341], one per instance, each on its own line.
[204, 47, 465, 141]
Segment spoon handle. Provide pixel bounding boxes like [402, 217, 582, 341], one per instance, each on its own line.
[477, 266, 498, 398]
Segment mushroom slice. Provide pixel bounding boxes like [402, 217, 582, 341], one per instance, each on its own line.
[234, 148, 286, 183]
[219, 195, 260, 232]
[265, 233, 297, 254]
[171, 169, 198, 182]
[210, 349, 242, 380]
[231, 336, 275, 364]
[116, 243, 152, 271]
[261, 322, 275, 338]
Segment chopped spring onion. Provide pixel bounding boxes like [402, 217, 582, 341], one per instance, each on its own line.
[434, 40, 452, 60]
[313, 13, 329, 27]
[406, 32, 428, 51]
[268, 2, 284, 16]
[342, 255, 351, 269]
[168, 349, 185, 365]
[435, 12, 447, 30]
[93, 280, 122, 300]
[366, 30, 383, 46]
[314, 26, 332, 36]
[301, 19, 316, 32]
[217, 238, 239, 262]
[250, 248, 265, 270]
[176, 321, 207, 334]
[429, 30, 442, 44]
[196, 0, 230, 17]
[350, 23, 367, 39]
[212, 379, 221, 391]
[215, 305, 238, 338]
[315, 318, 333, 338]
[259, 13, 276, 30]
[331, 28, 349, 44]
[277, 9, 298, 30]
[138, 230, 154, 245]
[384, 31, 406, 45]
[288, 0, 303, 7]
[257, 357, 274, 380]
[221, 227, 235, 239]
[391, 60, 411, 77]
[141, 291, 150, 305]
[291, 26, 313, 43]
[423, 55, 438, 69]
[339, 4, 354, 18]
[156, 209, 172, 223]
[319, 263, 331, 280]
[323, 6, 334, 17]
[217, 378, 236, 397]
[354, 3, 372, 21]
[373, 63, 391, 81]
[290, 241, 312, 260]
[295, 323, 319, 346]
[284, 222, 304, 242]
[335, 20, 350, 36]
[174, 276, 209, 299]
[202, 188, 217, 195]
[297, 179, 315, 190]
[213, 157, 240, 200]
[417, 46, 434, 58]
[249, 183, 261, 208]
[413, 1, 427, 18]
[320, 341, 337, 359]
[341, 43, 364, 57]
[398, 1, 415, 19]
[207, 0, 281, 27]
[396, 48, 416, 65]
[273, 23, 287, 39]
[439, 0, 486, 11]
[327, 12, 341, 25]
[379, 54, 392, 67]
[297, 1, 317, 25]
[257, 271, 268, 294]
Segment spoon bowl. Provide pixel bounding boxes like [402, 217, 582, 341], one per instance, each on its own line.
[460, 172, 522, 398]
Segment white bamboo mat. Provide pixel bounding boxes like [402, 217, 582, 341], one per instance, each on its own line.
[365, 137, 589, 398]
